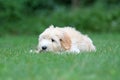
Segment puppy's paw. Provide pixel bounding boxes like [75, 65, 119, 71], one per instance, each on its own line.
[29, 49, 40, 53]
[30, 49, 33, 53]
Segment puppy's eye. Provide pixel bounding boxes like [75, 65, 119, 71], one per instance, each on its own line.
[51, 38, 55, 42]
[60, 39, 62, 41]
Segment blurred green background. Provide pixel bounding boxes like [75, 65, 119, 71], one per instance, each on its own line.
[0, 1, 120, 80]
[0, 0, 120, 36]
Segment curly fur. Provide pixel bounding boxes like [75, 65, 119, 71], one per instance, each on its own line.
[36, 25, 96, 53]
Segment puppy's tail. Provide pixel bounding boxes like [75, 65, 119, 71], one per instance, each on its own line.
[89, 44, 96, 52]
[85, 35, 96, 52]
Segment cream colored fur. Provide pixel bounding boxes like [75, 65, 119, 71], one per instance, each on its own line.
[36, 25, 96, 53]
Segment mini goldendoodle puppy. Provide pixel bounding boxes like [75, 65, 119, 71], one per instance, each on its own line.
[35, 25, 96, 53]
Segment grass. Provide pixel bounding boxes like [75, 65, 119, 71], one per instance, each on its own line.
[0, 33, 120, 80]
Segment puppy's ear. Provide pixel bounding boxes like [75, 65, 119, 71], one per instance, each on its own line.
[60, 33, 71, 50]
[49, 25, 54, 28]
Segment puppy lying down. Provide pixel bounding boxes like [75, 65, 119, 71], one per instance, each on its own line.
[33, 25, 96, 54]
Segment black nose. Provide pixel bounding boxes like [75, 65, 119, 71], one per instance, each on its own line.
[42, 46, 47, 50]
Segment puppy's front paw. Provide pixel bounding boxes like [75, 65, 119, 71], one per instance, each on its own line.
[70, 48, 80, 53]
[35, 50, 40, 53]
[29, 49, 40, 53]
[30, 49, 33, 53]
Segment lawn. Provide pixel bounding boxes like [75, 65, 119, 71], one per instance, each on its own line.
[0, 33, 120, 80]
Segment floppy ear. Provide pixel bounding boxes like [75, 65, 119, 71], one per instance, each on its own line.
[60, 33, 71, 50]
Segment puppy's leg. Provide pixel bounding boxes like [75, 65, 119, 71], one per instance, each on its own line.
[30, 49, 40, 53]
[30, 46, 41, 53]
[70, 45, 80, 53]
[35, 49, 40, 53]
[34, 46, 41, 53]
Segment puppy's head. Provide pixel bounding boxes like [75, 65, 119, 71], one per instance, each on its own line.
[37, 25, 71, 52]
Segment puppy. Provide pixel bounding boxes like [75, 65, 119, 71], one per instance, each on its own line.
[35, 25, 96, 53]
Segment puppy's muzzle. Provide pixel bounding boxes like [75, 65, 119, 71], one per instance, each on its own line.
[42, 46, 47, 50]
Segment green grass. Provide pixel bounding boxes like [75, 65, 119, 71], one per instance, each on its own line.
[0, 34, 120, 80]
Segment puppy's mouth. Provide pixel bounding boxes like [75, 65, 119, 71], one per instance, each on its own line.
[41, 49, 47, 52]
[39, 48, 49, 52]
[36, 46, 52, 53]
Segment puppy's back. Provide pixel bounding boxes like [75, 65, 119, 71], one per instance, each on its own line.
[61, 27, 96, 52]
